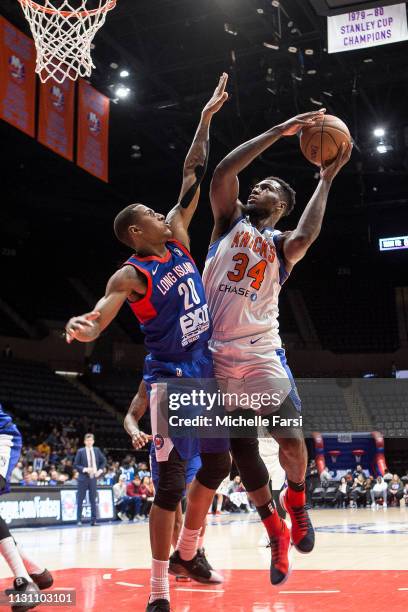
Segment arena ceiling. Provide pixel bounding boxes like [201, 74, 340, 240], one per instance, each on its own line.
[0, 0, 407, 219]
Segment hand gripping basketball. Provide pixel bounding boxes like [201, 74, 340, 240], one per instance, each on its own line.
[278, 110, 327, 137]
[320, 142, 353, 182]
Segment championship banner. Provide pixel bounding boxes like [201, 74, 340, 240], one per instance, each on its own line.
[77, 80, 110, 182]
[0, 16, 36, 137]
[38, 77, 75, 161]
[328, 3, 408, 53]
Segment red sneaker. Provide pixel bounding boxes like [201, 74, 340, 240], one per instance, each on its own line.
[268, 519, 292, 586]
[280, 488, 315, 554]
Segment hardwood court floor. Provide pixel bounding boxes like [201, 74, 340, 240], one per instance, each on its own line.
[1, 507, 407, 611]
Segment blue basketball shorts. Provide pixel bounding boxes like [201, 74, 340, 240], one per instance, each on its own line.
[144, 347, 229, 463]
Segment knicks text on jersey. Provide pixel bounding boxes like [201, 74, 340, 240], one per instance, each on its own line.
[203, 215, 288, 345]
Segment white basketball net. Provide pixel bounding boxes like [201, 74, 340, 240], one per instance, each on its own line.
[18, 0, 117, 83]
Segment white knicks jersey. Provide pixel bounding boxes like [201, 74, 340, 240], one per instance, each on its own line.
[202, 215, 288, 345]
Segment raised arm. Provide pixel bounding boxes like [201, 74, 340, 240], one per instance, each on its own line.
[210, 110, 327, 241]
[166, 73, 229, 249]
[280, 142, 352, 271]
[124, 379, 152, 450]
[64, 265, 145, 344]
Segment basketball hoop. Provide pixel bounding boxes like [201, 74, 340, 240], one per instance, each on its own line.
[352, 449, 365, 464]
[18, 0, 117, 83]
[328, 450, 341, 464]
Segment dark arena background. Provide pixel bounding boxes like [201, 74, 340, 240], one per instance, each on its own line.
[0, 1, 407, 611]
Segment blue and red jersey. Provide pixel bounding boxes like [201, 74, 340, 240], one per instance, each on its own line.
[124, 240, 212, 358]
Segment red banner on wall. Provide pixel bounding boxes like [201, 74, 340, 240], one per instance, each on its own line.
[0, 16, 36, 137]
[77, 80, 110, 182]
[38, 77, 75, 161]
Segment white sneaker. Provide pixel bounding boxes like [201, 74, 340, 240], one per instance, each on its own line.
[383, 503, 387, 509]
[117, 512, 126, 521]
[371, 502, 376, 509]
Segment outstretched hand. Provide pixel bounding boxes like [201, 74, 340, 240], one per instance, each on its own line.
[321, 142, 353, 182]
[65, 311, 101, 344]
[279, 109, 326, 136]
[202, 73, 229, 119]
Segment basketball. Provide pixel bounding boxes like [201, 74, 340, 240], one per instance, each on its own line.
[300, 114, 351, 168]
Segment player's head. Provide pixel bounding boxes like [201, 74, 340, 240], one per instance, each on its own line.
[245, 177, 296, 220]
[113, 203, 172, 249]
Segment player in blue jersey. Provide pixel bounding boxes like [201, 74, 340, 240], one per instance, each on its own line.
[124, 380, 210, 568]
[0, 404, 53, 609]
[65, 74, 231, 612]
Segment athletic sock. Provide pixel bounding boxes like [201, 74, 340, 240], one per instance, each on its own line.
[149, 558, 169, 604]
[216, 498, 222, 512]
[16, 543, 45, 575]
[176, 526, 200, 561]
[287, 480, 306, 506]
[197, 528, 205, 551]
[256, 499, 283, 538]
[0, 537, 32, 581]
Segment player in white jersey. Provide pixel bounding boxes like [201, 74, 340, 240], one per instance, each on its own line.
[202, 108, 351, 585]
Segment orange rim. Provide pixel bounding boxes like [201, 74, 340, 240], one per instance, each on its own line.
[18, 0, 116, 18]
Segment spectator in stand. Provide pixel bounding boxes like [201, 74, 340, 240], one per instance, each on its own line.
[363, 476, 374, 506]
[320, 466, 332, 484]
[305, 460, 319, 508]
[139, 476, 154, 518]
[388, 474, 404, 507]
[10, 461, 23, 484]
[113, 475, 131, 520]
[349, 475, 366, 508]
[403, 483, 408, 506]
[48, 471, 59, 486]
[383, 468, 393, 483]
[24, 445, 36, 465]
[334, 477, 349, 508]
[345, 471, 353, 485]
[371, 476, 388, 508]
[352, 464, 366, 479]
[29, 473, 39, 486]
[65, 471, 79, 486]
[37, 440, 51, 461]
[126, 475, 143, 520]
[120, 458, 135, 483]
[103, 465, 117, 486]
[38, 471, 49, 486]
[45, 428, 60, 449]
[227, 476, 250, 513]
[138, 462, 150, 480]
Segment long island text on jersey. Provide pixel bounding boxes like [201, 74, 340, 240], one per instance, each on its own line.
[124, 240, 212, 358]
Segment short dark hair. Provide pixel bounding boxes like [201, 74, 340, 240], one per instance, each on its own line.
[113, 204, 141, 248]
[264, 176, 296, 217]
[84, 433, 94, 441]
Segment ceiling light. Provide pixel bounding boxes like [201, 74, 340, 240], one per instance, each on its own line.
[257, 8, 264, 14]
[374, 127, 385, 137]
[364, 58, 374, 63]
[271, 0, 280, 6]
[120, 70, 129, 78]
[263, 42, 279, 50]
[288, 20, 294, 28]
[305, 49, 314, 55]
[310, 97, 323, 106]
[376, 144, 387, 154]
[288, 46, 297, 53]
[224, 23, 238, 36]
[307, 69, 317, 75]
[323, 91, 333, 96]
[115, 86, 130, 99]
[110, 62, 119, 69]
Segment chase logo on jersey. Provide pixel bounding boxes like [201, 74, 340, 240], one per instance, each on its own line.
[154, 434, 165, 450]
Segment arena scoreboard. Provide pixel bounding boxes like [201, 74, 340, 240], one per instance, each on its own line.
[379, 235, 408, 251]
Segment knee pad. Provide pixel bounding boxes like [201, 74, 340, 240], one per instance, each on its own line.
[196, 452, 231, 490]
[231, 438, 270, 492]
[153, 450, 186, 512]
